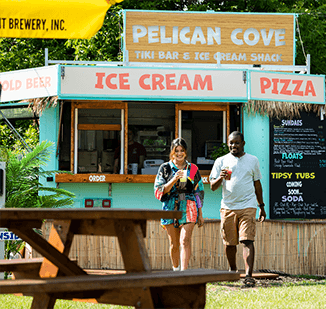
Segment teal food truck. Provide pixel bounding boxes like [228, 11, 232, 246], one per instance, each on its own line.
[1, 10, 325, 220]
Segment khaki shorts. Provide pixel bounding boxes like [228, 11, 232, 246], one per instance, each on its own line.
[220, 208, 257, 246]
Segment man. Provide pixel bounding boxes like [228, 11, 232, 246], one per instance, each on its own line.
[209, 131, 266, 287]
[113, 128, 146, 174]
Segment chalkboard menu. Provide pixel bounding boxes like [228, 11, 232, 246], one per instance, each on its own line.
[270, 111, 326, 219]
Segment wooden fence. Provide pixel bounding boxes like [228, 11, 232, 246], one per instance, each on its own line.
[39, 219, 326, 276]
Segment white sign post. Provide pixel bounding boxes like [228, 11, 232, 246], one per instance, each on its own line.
[0, 162, 6, 279]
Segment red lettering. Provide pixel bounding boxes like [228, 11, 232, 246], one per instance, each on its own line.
[292, 80, 304, 96]
[39, 77, 45, 88]
[139, 74, 150, 90]
[95, 72, 105, 89]
[15, 80, 22, 90]
[1, 81, 9, 91]
[33, 77, 39, 88]
[152, 74, 165, 90]
[193, 75, 213, 91]
[119, 73, 130, 90]
[177, 74, 192, 90]
[280, 79, 291, 95]
[10, 80, 15, 91]
[271, 79, 279, 94]
[305, 80, 316, 96]
[166, 74, 176, 90]
[105, 74, 117, 89]
[260, 77, 271, 94]
[26, 78, 33, 89]
[45, 76, 51, 87]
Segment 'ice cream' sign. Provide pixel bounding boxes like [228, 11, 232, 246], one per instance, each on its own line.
[59, 66, 247, 101]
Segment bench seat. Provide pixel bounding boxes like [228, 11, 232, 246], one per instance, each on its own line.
[0, 269, 239, 308]
[0, 258, 44, 280]
[0, 258, 44, 273]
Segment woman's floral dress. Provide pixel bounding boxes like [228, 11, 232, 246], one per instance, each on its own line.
[154, 160, 204, 227]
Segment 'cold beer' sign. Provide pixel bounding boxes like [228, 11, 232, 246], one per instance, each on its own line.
[123, 10, 295, 65]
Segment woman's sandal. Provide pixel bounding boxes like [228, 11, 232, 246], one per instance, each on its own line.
[243, 276, 256, 287]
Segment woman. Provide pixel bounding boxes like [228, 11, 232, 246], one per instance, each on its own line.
[154, 138, 204, 271]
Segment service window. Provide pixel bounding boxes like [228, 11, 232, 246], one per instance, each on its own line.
[58, 101, 127, 174]
[176, 104, 240, 173]
[77, 108, 121, 174]
[128, 102, 175, 175]
[58, 101, 239, 179]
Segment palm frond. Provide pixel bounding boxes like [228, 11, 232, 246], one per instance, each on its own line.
[5, 141, 75, 209]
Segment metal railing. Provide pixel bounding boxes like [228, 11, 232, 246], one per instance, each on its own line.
[45, 48, 311, 74]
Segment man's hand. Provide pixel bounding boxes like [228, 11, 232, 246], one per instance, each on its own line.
[258, 207, 266, 222]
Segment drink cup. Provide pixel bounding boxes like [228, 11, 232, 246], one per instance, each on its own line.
[180, 170, 187, 182]
[225, 169, 232, 180]
[128, 163, 138, 174]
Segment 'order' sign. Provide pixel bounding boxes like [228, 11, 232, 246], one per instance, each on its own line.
[123, 10, 295, 65]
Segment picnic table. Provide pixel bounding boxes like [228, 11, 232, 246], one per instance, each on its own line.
[0, 208, 240, 308]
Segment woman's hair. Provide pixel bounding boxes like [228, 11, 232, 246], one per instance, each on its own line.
[169, 137, 188, 160]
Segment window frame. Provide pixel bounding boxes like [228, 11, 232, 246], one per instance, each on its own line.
[71, 100, 128, 174]
[56, 101, 232, 184]
[175, 103, 230, 141]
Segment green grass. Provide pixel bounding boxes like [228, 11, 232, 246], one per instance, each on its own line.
[0, 280, 325, 309]
[0, 295, 128, 309]
[206, 279, 326, 309]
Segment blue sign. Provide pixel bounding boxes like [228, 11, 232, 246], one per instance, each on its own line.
[0, 231, 21, 241]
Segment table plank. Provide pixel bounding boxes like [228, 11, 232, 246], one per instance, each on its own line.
[0, 208, 182, 221]
[114, 220, 151, 273]
[39, 220, 80, 278]
[70, 219, 147, 237]
[0, 269, 240, 294]
[31, 293, 56, 309]
[0, 258, 44, 272]
[0, 220, 43, 229]
[10, 226, 86, 277]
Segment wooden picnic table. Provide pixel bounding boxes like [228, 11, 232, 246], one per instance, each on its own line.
[0, 208, 240, 309]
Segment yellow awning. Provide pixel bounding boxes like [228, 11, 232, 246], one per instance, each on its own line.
[0, 0, 123, 39]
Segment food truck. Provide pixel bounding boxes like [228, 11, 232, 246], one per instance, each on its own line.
[0, 10, 325, 219]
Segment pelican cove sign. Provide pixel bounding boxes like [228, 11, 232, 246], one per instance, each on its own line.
[123, 10, 295, 65]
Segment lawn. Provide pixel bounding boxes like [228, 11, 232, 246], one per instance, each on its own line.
[0, 278, 325, 309]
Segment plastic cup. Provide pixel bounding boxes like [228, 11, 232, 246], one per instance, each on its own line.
[225, 169, 232, 180]
[180, 170, 187, 182]
[128, 163, 138, 174]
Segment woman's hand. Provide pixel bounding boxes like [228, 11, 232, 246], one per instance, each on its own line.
[163, 169, 184, 195]
[198, 215, 204, 228]
[173, 169, 184, 182]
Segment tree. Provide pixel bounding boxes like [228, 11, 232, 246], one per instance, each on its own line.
[1, 140, 75, 208]
[294, 4, 326, 75]
[0, 120, 38, 153]
[0, 1, 325, 75]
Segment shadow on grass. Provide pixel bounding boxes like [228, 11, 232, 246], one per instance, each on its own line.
[210, 278, 326, 290]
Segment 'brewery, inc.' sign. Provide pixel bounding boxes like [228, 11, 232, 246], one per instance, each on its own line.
[123, 10, 295, 65]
